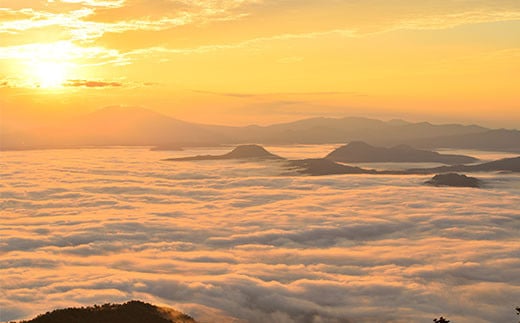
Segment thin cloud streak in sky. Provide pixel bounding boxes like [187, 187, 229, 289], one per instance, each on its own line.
[64, 79, 123, 87]
[0, 0, 259, 42]
[58, 0, 127, 8]
[1, 3, 518, 53]
[122, 29, 359, 59]
[0, 8, 192, 42]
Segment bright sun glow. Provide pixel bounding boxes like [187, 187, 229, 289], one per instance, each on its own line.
[31, 61, 69, 89]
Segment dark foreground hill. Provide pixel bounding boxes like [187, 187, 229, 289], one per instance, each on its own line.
[14, 301, 196, 323]
[165, 144, 283, 161]
[326, 141, 478, 164]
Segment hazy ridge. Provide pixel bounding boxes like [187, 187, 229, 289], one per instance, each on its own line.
[2, 106, 519, 152]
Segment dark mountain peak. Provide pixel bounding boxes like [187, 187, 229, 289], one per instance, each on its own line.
[165, 145, 283, 161]
[17, 300, 197, 323]
[407, 156, 520, 174]
[287, 158, 376, 176]
[326, 141, 478, 164]
[224, 144, 281, 159]
[471, 156, 520, 172]
[426, 173, 481, 188]
[486, 155, 520, 165]
[325, 141, 380, 158]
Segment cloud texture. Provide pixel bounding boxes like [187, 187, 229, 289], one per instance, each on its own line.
[1, 146, 520, 322]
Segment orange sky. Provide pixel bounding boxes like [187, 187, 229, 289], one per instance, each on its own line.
[0, 0, 519, 127]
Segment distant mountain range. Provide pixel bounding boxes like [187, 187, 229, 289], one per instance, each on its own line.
[2, 106, 519, 152]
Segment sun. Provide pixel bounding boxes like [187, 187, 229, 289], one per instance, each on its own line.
[31, 61, 70, 89]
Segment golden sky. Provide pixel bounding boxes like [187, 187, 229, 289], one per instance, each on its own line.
[0, 0, 519, 127]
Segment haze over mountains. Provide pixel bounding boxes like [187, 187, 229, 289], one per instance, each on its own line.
[1, 106, 519, 152]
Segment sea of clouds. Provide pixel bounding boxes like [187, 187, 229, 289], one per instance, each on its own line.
[1, 146, 519, 323]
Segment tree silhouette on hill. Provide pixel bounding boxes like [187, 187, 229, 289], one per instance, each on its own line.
[15, 301, 196, 323]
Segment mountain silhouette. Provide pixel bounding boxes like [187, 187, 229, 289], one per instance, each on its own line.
[326, 141, 478, 164]
[215, 117, 487, 146]
[2, 107, 519, 152]
[67, 106, 225, 146]
[408, 156, 520, 174]
[0, 106, 226, 149]
[163, 143, 519, 176]
[286, 155, 519, 177]
[425, 173, 481, 188]
[165, 145, 378, 175]
[287, 158, 376, 176]
[165, 144, 283, 161]
[15, 300, 196, 323]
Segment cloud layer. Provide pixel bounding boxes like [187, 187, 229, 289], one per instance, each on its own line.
[1, 146, 520, 322]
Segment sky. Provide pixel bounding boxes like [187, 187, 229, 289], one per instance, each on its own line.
[0, 0, 519, 127]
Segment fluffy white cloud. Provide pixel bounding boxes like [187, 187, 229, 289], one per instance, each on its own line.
[1, 147, 519, 322]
